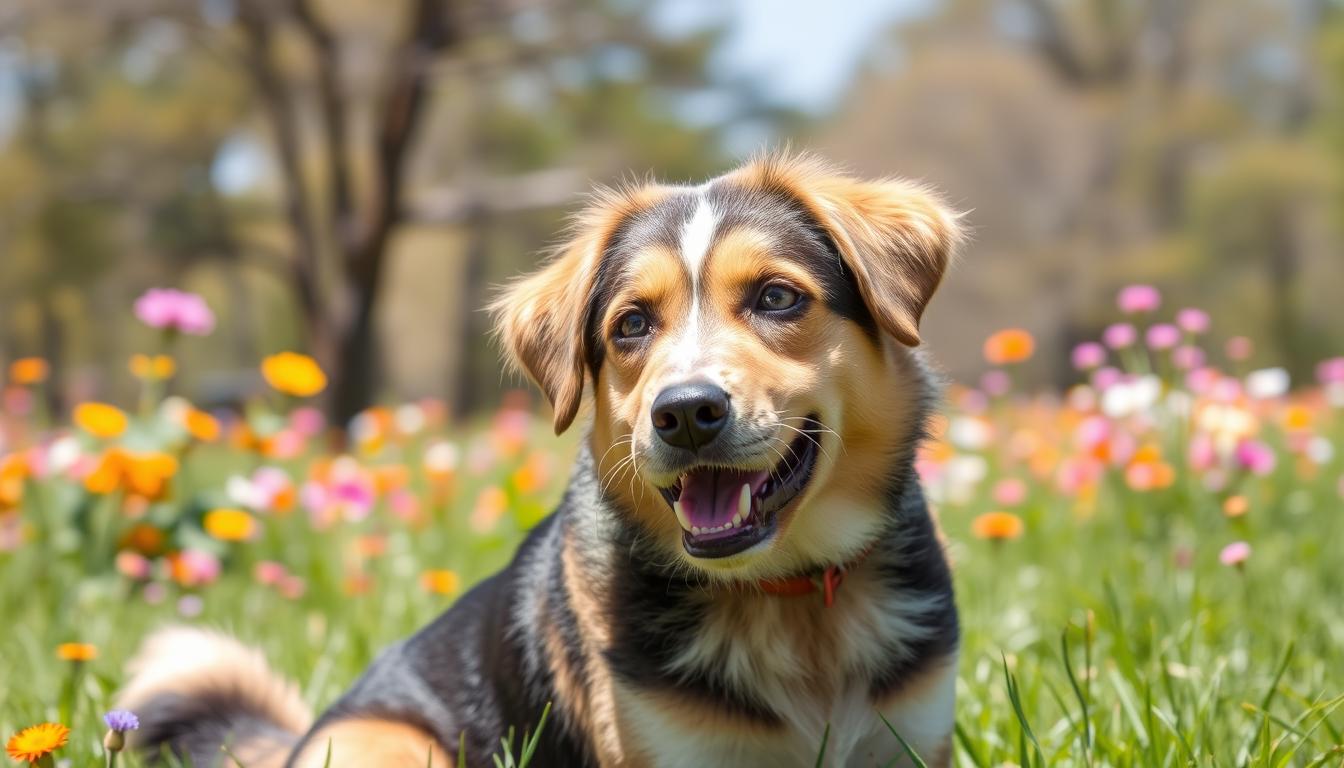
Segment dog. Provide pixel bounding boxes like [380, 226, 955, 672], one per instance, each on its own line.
[120, 152, 963, 767]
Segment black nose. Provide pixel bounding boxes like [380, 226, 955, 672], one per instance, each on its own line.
[651, 383, 731, 451]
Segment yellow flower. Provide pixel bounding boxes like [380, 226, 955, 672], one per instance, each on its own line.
[6, 722, 69, 763]
[55, 642, 98, 662]
[0, 454, 29, 510]
[420, 569, 460, 595]
[182, 408, 221, 442]
[73, 402, 129, 439]
[971, 511, 1025, 541]
[983, 329, 1036, 365]
[204, 508, 257, 542]
[261, 352, 327, 397]
[7, 357, 48, 386]
[129, 353, 176, 380]
[123, 452, 179, 501]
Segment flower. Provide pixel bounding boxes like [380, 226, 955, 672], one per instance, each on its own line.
[420, 569, 460, 595]
[992, 478, 1028, 506]
[203, 508, 258, 542]
[55, 642, 98, 662]
[1223, 495, 1249, 518]
[129, 354, 176, 380]
[182, 408, 221, 442]
[1219, 541, 1251, 567]
[1245, 367, 1289, 399]
[1117, 284, 1161, 313]
[980, 370, 1011, 397]
[1102, 323, 1137, 349]
[1226, 336, 1254, 361]
[1176, 308, 1210, 334]
[74, 402, 129, 439]
[102, 709, 139, 752]
[1316, 357, 1344, 386]
[983, 329, 1035, 365]
[1145, 324, 1180, 350]
[1234, 440, 1276, 475]
[970, 511, 1024, 541]
[1173, 345, 1205, 370]
[1071, 342, 1106, 371]
[8, 358, 48, 385]
[134, 288, 215, 335]
[261, 352, 327, 397]
[6, 722, 69, 763]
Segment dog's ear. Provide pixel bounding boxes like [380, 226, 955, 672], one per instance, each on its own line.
[752, 156, 963, 346]
[490, 190, 637, 434]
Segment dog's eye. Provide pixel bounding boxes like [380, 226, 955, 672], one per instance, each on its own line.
[617, 311, 650, 339]
[756, 284, 801, 313]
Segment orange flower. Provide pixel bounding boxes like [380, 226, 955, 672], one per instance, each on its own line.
[1223, 495, 1249, 517]
[55, 642, 98, 662]
[6, 722, 69, 763]
[971, 511, 1025, 541]
[7, 357, 48, 386]
[204, 508, 257, 542]
[119, 523, 167, 556]
[261, 352, 327, 397]
[182, 408, 221, 442]
[983, 329, 1035, 365]
[74, 402, 129, 439]
[83, 449, 126, 494]
[122, 452, 179, 500]
[420, 569, 460, 595]
[0, 454, 29, 510]
[129, 353, 176, 380]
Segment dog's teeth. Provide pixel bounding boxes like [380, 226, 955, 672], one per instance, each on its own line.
[731, 512, 743, 527]
[673, 501, 693, 532]
[692, 526, 702, 535]
[738, 483, 751, 521]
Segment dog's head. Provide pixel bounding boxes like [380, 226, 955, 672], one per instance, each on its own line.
[493, 154, 961, 579]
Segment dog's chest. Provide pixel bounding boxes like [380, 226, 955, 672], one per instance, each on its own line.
[615, 584, 956, 767]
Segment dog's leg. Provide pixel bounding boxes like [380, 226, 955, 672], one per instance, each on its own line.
[289, 718, 451, 768]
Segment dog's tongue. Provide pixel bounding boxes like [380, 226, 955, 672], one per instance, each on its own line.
[677, 468, 769, 529]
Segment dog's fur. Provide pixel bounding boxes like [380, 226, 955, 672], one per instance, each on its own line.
[120, 153, 962, 767]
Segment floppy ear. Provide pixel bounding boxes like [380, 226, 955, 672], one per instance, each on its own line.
[752, 156, 963, 346]
[490, 190, 636, 434]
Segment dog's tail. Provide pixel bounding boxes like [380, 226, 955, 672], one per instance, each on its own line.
[118, 626, 312, 767]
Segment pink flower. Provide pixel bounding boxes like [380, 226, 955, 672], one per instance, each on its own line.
[1185, 367, 1220, 395]
[1103, 323, 1137, 349]
[992, 478, 1028, 507]
[1173, 345, 1205, 371]
[289, 407, 327, 438]
[1219, 541, 1251, 567]
[1234, 439, 1276, 475]
[1188, 433, 1217, 472]
[1226, 336, 1253, 361]
[254, 561, 288, 586]
[1091, 366, 1123, 392]
[1317, 357, 1344, 386]
[1145, 324, 1180, 350]
[980, 370, 1011, 397]
[115, 551, 152, 580]
[1176, 308, 1210, 334]
[134, 288, 215, 335]
[1071, 342, 1106, 371]
[1117, 284, 1161, 314]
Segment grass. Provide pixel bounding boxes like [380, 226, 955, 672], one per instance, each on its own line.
[2, 369, 1343, 765]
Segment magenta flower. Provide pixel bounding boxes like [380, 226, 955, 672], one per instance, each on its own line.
[1234, 439, 1276, 475]
[1173, 345, 1205, 370]
[1103, 323, 1137, 349]
[1145, 323, 1180, 350]
[1117, 284, 1161, 314]
[1176, 308, 1210, 334]
[1091, 366, 1123, 392]
[134, 288, 215, 335]
[1219, 541, 1251, 567]
[1071, 342, 1106, 370]
[1226, 336, 1253, 361]
[1317, 357, 1344, 385]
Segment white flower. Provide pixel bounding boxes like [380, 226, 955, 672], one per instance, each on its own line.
[46, 436, 82, 474]
[1102, 375, 1161, 419]
[395, 404, 426, 436]
[947, 417, 992, 451]
[1245, 367, 1290, 400]
[1307, 437, 1334, 465]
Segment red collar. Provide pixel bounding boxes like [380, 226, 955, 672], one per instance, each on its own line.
[755, 546, 873, 608]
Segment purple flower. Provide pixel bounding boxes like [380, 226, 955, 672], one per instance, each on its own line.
[980, 370, 1011, 397]
[1071, 342, 1106, 371]
[134, 288, 215, 336]
[104, 710, 140, 732]
[1176, 308, 1210, 334]
[1219, 541, 1251, 567]
[1102, 323, 1137, 350]
[1091, 366, 1123, 392]
[1117, 284, 1161, 314]
[1145, 323, 1180, 350]
[1317, 357, 1344, 385]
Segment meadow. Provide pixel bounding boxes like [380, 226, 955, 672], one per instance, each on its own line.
[2, 286, 1342, 767]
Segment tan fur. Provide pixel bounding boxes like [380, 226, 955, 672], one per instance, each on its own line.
[120, 626, 311, 764]
[289, 719, 450, 767]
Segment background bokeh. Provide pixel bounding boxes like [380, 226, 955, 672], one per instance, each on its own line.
[2, 0, 1341, 425]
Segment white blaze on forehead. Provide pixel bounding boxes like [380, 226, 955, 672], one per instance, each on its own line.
[669, 193, 719, 370]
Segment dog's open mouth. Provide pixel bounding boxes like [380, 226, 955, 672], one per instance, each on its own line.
[657, 416, 822, 558]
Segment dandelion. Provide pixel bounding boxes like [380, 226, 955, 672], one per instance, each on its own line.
[55, 642, 98, 662]
[8, 357, 48, 386]
[74, 402, 129, 439]
[134, 288, 215, 336]
[983, 329, 1035, 365]
[1071, 342, 1106, 371]
[420, 569, 461, 595]
[261, 352, 327, 397]
[6, 722, 69, 764]
[1102, 323, 1137, 350]
[970, 511, 1024, 541]
[203, 508, 257, 542]
[1219, 541, 1251, 567]
[1117, 284, 1161, 314]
